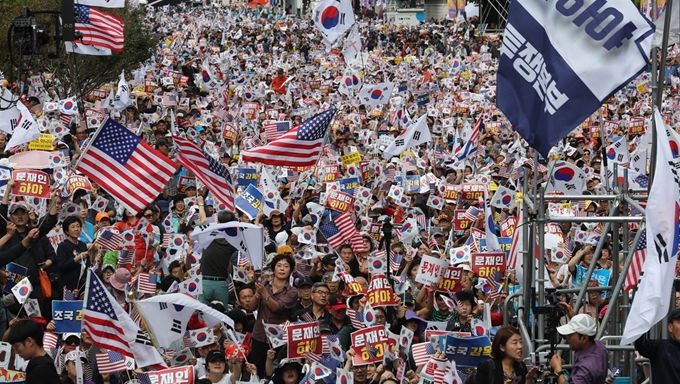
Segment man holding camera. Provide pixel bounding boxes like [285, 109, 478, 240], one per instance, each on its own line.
[549, 314, 608, 384]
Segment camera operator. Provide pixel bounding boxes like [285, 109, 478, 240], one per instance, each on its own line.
[549, 314, 608, 384]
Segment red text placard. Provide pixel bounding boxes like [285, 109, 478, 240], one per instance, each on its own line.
[471, 252, 506, 278]
[286, 321, 321, 359]
[351, 326, 389, 365]
[13, 170, 50, 198]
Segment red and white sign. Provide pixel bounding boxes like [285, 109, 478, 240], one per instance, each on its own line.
[351, 326, 389, 365]
[366, 275, 399, 307]
[286, 321, 321, 359]
[13, 170, 50, 198]
[146, 366, 194, 384]
[471, 252, 506, 278]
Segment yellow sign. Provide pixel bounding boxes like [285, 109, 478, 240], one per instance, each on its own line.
[341, 151, 362, 166]
[27, 133, 55, 151]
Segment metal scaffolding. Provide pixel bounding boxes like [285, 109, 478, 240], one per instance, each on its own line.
[504, 163, 660, 380]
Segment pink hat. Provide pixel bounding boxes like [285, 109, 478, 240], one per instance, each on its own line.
[110, 268, 131, 291]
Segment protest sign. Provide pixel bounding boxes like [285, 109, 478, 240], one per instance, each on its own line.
[351, 325, 389, 365]
[479, 237, 512, 258]
[4, 263, 27, 293]
[234, 184, 263, 220]
[146, 366, 194, 384]
[628, 117, 645, 136]
[471, 252, 506, 278]
[236, 168, 258, 187]
[12, 170, 50, 198]
[27, 133, 55, 151]
[436, 266, 464, 293]
[52, 301, 84, 333]
[572, 265, 611, 293]
[443, 185, 459, 202]
[366, 275, 399, 307]
[323, 166, 340, 182]
[414, 255, 448, 285]
[499, 216, 517, 237]
[440, 335, 492, 367]
[326, 190, 354, 213]
[453, 209, 472, 231]
[286, 321, 321, 359]
[341, 151, 362, 166]
[338, 177, 360, 194]
[65, 174, 93, 196]
[459, 184, 486, 200]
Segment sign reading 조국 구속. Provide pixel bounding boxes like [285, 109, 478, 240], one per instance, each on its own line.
[497, 0, 654, 157]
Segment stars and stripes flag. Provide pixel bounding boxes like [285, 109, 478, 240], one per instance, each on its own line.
[174, 135, 235, 211]
[390, 249, 403, 272]
[94, 227, 122, 250]
[411, 342, 436, 366]
[624, 230, 647, 292]
[43, 332, 59, 350]
[242, 109, 336, 167]
[136, 273, 157, 293]
[82, 270, 166, 368]
[118, 249, 133, 265]
[263, 121, 292, 142]
[319, 212, 362, 252]
[74, 5, 125, 52]
[464, 206, 480, 221]
[96, 351, 127, 374]
[346, 309, 365, 329]
[63, 287, 76, 301]
[455, 115, 482, 161]
[76, 118, 176, 214]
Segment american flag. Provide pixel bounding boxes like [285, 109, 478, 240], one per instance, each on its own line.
[59, 114, 73, 127]
[77, 119, 176, 214]
[487, 273, 502, 301]
[319, 212, 362, 252]
[135, 372, 153, 384]
[241, 109, 336, 167]
[96, 351, 127, 374]
[94, 227, 122, 250]
[428, 235, 438, 250]
[263, 121, 292, 142]
[43, 332, 59, 350]
[498, 166, 512, 179]
[137, 273, 157, 293]
[74, 5, 125, 52]
[625, 230, 647, 292]
[63, 287, 76, 301]
[174, 135, 235, 211]
[411, 342, 436, 366]
[464, 206, 480, 221]
[118, 249, 133, 265]
[456, 115, 482, 161]
[390, 249, 403, 272]
[346, 309, 365, 330]
[237, 252, 250, 268]
[465, 234, 478, 252]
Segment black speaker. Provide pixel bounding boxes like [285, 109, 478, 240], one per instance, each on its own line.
[61, 0, 76, 41]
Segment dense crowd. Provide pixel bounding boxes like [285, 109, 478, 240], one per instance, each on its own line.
[0, 2, 680, 384]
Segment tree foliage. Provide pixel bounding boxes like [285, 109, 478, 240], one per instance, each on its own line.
[0, 0, 158, 99]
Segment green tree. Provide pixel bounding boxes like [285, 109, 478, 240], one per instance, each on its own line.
[0, 0, 158, 99]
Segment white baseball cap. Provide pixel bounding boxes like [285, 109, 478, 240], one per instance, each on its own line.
[556, 314, 597, 336]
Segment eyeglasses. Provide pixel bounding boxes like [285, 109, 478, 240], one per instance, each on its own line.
[375, 315, 386, 320]
[314, 290, 330, 296]
[144, 214, 154, 218]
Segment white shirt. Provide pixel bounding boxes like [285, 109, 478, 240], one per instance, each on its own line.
[198, 373, 232, 384]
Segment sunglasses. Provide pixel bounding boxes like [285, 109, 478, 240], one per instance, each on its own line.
[144, 214, 154, 218]
[65, 339, 80, 346]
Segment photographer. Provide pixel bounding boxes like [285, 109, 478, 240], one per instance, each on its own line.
[549, 314, 608, 384]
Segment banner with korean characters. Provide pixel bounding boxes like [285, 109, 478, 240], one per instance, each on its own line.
[146, 366, 194, 384]
[286, 321, 322, 359]
[326, 190, 354, 213]
[366, 275, 399, 307]
[52, 301, 84, 333]
[414, 255, 448, 285]
[351, 326, 389, 365]
[12, 170, 50, 198]
[440, 335, 492, 367]
[471, 252, 506, 279]
[453, 209, 472, 231]
[436, 266, 464, 293]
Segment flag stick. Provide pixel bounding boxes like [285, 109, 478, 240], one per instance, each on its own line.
[650, 0, 674, 187]
[131, 299, 163, 355]
[71, 116, 108, 171]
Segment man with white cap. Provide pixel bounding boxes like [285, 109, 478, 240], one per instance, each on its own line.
[549, 314, 608, 384]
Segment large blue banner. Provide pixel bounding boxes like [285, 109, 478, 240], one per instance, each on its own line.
[497, 0, 654, 156]
[4, 263, 28, 293]
[440, 335, 493, 367]
[53, 301, 84, 333]
[235, 184, 263, 220]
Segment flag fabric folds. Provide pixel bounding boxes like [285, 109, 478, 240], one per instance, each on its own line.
[241, 109, 336, 167]
[621, 109, 680, 345]
[174, 135, 235, 212]
[77, 118, 176, 214]
[82, 271, 166, 368]
[74, 5, 125, 52]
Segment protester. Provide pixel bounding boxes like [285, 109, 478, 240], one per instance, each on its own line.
[633, 308, 680, 382]
[7, 320, 60, 384]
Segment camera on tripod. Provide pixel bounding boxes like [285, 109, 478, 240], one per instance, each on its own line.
[533, 288, 567, 326]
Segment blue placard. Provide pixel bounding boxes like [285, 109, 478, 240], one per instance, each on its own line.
[236, 168, 258, 187]
[406, 175, 420, 193]
[235, 184, 263, 220]
[417, 93, 431, 106]
[338, 177, 360, 195]
[479, 237, 513, 258]
[440, 335, 493, 367]
[572, 265, 611, 297]
[398, 81, 408, 93]
[5, 263, 28, 293]
[52, 301, 84, 333]
[292, 107, 311, 119]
